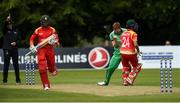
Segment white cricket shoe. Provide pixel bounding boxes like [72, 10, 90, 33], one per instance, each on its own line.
[123, 79, 129, 86]
[97, 81, 108, 86]
[44, 86, 50, 90]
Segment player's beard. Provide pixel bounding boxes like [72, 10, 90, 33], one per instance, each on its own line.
[41, 22, 49, 28]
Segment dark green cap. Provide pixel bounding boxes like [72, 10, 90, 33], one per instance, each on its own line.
[126, 19, 138, 31]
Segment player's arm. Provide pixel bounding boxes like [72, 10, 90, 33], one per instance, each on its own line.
[30, 33, 37, 47]
[112, 36, 118, 47]
[132, 33, 140, 54]
[54, 32, 60, 47]
[134, 41, 140, 53]
[16, 30, 21, 47]
[109, 31, 118, 47]
[29, 30, 38, 53]
[51, 27, 60, 47]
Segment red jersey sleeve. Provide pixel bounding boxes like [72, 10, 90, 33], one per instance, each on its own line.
[50, 27, 59, 44]
[30, 28, 39, 46]
[131, 32, 137, 42]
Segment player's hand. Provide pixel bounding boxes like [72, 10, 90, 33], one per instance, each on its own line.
[6, 15, 11, 22]
[137, 51, 142, 56]
[48, 34, 57, 45]
[56, 42, 60, 47]
[48, 38, 57, 45]
[114, 36, 117, 41]
[113, 35, 118, 47]
[30, 45, 37, 53]
[11, 42, 16, 46]
[52, 42, 60, 48]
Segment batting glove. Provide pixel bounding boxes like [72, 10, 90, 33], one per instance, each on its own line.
[48, 35, 57, 45]
[30, 46, 37, 53]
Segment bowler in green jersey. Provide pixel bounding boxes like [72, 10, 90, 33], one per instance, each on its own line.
[97, 22, 126, 86]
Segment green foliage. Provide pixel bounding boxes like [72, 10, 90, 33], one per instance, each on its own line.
[0, 0, 180, 47]
[76, 35, 105, 47]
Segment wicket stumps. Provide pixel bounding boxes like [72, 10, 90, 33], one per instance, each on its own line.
[25, 55, 35, 85]
[160, 58, 172, 93]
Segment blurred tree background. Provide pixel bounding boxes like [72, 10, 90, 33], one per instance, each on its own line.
[0, 0, 180, 47]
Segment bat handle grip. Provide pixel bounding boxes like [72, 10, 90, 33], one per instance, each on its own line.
[25, 51, 32, 56]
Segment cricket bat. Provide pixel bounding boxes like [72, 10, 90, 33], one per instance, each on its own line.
[25, 34, 57, 56]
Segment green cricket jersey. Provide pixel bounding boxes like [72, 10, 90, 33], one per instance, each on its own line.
[109, 28, 126, 55]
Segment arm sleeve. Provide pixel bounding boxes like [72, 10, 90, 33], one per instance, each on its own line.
[109, 31, 114, 41]
[132, 33, 139, 52]
[16, 29, 21, 47]
[51, 27, 59, 43]
[54, 32, 59, 43]
[132, 33, 137, 42]
[2, 22, 7, 35]
[30, 31, 37, 46]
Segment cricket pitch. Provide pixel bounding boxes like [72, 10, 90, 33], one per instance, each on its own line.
[1, 84, 180, 96]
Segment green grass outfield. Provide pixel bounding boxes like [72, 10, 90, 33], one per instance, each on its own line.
[0, 69, 180, 102]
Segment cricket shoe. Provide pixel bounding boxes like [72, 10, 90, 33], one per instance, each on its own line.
[97, 81, 108, 86]
[123, 79, 129, 86]
[123, 78, 133, 86]
[16, 82, 21, 85]
[44, 86, 50, 90]
[123, 81, 129, 86]
[3, 82, 8, 85]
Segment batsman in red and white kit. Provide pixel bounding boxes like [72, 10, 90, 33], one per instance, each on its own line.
[29, 15, 59, 90]
[120, 19, 142, 86]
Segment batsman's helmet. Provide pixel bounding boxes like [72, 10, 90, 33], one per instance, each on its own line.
[40, 15, 50, 27]
[126, 19, 138, 31]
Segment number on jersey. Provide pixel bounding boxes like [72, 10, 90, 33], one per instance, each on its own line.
[122, 36, 130, 47]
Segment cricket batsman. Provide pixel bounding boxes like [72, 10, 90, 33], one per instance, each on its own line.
[97, 22, 126, 86]
[29, 15, 60, 90]
[120, 19, 142, 85]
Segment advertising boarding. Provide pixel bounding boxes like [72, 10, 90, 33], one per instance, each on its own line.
[0, 46, 180, 70]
